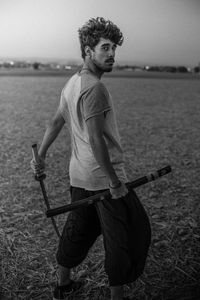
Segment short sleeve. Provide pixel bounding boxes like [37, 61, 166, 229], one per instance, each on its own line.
[82, 82, 111, 121]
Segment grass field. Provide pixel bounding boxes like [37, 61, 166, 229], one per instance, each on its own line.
[0, 73, 200, 299]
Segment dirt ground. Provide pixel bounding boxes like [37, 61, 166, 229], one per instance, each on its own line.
[0, 74, 199, 299]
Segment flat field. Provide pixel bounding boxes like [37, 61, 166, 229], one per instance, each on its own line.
[0, 73, 200, 299]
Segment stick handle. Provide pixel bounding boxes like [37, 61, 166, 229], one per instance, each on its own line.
[32, 143, 40, 163]
[46, 165, 172, 218]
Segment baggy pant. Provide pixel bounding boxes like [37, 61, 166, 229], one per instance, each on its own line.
[56, 186, 151, 286]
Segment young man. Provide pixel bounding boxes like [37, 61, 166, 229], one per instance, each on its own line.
[31, 17, 151, 300]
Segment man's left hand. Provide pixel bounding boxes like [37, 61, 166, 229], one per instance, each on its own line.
[109, 181, 128, 199]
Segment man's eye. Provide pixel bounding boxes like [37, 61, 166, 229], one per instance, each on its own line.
[102, 46, 109, 51]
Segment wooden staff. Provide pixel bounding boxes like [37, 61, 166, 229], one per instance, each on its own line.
[32, 144, 60, 237]
[46, 165, 172, 218]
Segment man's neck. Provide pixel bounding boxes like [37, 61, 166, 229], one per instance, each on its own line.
[82, 58, 104, 79]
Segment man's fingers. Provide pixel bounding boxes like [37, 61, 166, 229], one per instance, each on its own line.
[30, 156, 45, 178]
[110, 182, 129, 199]
[30, 162, 45, 176]
[31, 162, 43, 169]
[31, 158, 45, 168]
[34, 168, 44, 173]
[111, 190, 128, 199]
[34, 165, 44, 170]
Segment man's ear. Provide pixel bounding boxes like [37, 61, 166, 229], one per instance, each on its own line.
[84, 46, 92, 58]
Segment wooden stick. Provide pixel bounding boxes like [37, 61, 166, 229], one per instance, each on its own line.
[32, 144, 60, 237]
[46, 165, 172, 218]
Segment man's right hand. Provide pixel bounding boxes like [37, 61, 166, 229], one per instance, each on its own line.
[30, 156, 45, 177]
[109, 181, 128, 199]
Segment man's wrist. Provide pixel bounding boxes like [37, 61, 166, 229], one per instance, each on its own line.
[109, 180, 121, 189]
[38, 149, 46, 160]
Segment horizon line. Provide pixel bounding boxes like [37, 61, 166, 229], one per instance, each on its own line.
[0, 55, 198, 67]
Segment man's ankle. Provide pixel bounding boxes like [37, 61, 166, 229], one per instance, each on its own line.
[58, 265, 71, 286]
[58, 279, 72, 286]
[110, 285, 123, 300]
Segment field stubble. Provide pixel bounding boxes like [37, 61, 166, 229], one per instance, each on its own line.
[0, 75, 200, 299]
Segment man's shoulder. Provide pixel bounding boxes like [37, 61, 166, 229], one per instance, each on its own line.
[67, 72, 80, 85]
[81, 75, 108, 97]
[62, 72, 81, 94]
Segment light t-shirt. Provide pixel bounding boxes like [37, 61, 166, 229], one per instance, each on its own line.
[59, 70, 127, 191]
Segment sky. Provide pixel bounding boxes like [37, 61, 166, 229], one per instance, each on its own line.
[0, 0, 200, 66]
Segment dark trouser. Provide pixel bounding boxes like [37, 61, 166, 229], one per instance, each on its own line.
[56, 186, 151, 286]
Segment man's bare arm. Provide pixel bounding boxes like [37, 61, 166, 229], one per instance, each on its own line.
[38, 109, 65, 159]
[31, 108, 65, 176]
[86, 113, 128, 198]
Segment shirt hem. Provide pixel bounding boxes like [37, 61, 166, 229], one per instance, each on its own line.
[70, 179, 109, 191]
[70, 171, 128, 191]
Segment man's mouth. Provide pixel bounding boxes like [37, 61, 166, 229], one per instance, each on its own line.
[105, 59, 115, 64]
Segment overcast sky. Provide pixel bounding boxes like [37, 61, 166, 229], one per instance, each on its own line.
[0, 0, 200, 66]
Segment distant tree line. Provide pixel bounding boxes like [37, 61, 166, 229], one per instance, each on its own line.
[194, 66, 200, 73]
[32, 62, 40, 70]
[144, 66, 196, 73]
[1, 60, 200, 73]
[115, 64, 200, 73]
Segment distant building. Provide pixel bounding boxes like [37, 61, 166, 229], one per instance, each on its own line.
[64, 65, 72, 70]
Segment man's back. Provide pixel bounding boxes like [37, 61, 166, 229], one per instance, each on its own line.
[59, 70, 127, 190]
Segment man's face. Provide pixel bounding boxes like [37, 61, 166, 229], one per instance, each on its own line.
[90, 38, 117, 72]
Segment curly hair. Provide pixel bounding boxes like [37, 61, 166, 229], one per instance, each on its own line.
[78, 17, 124, 59]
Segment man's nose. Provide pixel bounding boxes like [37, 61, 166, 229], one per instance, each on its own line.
[108, 48, 115, 57]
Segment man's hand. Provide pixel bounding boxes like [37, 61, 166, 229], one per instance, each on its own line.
[30, 156, 45, 177]
[109, 181, 128, 199]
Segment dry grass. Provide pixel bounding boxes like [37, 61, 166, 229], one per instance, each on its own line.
[0, 73, 200, 299]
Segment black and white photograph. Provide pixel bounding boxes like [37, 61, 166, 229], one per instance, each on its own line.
[0, 0, 200, 299]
